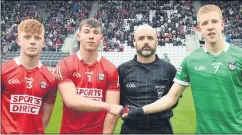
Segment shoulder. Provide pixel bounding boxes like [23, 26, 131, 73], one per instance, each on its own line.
[159, 59, 174, 68]
[158, 59, 176, 73]
[57, 54, 77, 67]
[40, 65, 56, 83]
[100, 56, 117, 70]
[182, 47, 204, 61]
[229, 45, 242, 55]
[2, 59, 18, 75]
[228, 45, 242, 62]
[118, 59, 134, 70]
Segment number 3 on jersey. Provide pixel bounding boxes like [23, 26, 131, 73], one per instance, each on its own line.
[26, 81, 33, 89]
[214, 65, 220, 73]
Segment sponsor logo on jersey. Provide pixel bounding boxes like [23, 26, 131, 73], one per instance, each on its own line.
[211, 62, 222, 66]
[73, 72, 81, 78]
[76, 88, 103, 101]
[10, 95, 42, 115]
[195, 66, 206, 71]
[98, 73, 105, 80]
[24, 77, 34, 81]
[8, 79, 20, 84]
[155, 85, 166, 89]
[228, 62, 237, 70]
[126, 83, 136, 88]
[85, 72, 93, 75]
[157, 89, 164, 98]
[40, 81, 46, 89]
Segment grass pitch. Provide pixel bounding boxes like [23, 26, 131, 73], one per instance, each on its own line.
[45, 87, 196, 134]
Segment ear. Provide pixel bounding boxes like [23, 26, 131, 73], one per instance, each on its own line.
[42, 40, 45, 48]
[221, 21, 225, 31]
[156, 39, 158, 47]
[100, 34, 103, 40]
[197, 25, 201, 32]
[16, 37, 21, 47]
[133, 38, 136, 47]
[77, 33, 80, 41]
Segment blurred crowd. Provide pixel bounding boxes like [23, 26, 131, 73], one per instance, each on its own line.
[95, 1, 196, 51]
[1, 0, 242, 54]
[1, 1, 91, 53]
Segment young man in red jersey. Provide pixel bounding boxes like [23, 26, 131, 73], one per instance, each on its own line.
[1, 19, 57, 134]
[56, 19, 122, 134]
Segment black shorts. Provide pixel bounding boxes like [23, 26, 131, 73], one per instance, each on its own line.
[120, 120, 173, 134]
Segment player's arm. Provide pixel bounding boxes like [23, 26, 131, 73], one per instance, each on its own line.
[122, 57, 189, 117]
[142, 83, 185, 114]
[103, 90, 121, 134]
[42, 83, 58, 129]
[103, 68, 122, 134]
[58, 82, 111, 112]
[42, 103, 54, 129]
[122, 83, 186, 118]
[56, 61, 117, 115]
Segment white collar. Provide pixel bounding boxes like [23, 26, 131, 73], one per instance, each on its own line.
[76, 51, 101, 62]
[14, 57, 42, 69]
[203, 42, 230, 53]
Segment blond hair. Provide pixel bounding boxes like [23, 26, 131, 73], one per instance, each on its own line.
[18, 19, 44, 37]
[197, 5, 223, 25]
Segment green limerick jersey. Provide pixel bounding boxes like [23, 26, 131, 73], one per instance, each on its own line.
[174, 44, 242, 134]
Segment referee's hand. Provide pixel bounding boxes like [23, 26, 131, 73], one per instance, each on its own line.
[121, 105, 144, 119]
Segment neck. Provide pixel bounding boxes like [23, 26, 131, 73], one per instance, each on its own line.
[137, 54, 156, 64]
[79, 48, 99, 65]
[205, 38, 227, 55]
[19, 53, 40, 69]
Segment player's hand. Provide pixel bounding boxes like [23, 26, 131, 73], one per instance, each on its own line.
[107, 104, 123, 116]
[120, 105, 144, 120]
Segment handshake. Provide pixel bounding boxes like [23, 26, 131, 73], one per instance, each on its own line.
[106, 105, 144, 119]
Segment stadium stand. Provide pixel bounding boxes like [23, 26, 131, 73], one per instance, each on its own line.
[1, 1, 91, 66]
[1, 1, 91, 52]
[1, 1, 241, 68]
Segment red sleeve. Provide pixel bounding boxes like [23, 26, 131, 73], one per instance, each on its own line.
[1, 71, 4, 91]
[107, 67, 120, 91]
[43, 82, 57, 104]
[56, 59, 73, 85]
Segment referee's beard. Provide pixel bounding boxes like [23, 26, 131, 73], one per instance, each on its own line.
[136, 43, 156, 58]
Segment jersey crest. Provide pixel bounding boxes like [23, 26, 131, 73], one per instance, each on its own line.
[228, 62, 237, 70]
[98, 73, 105, 80]
[40, 81, 47, 89]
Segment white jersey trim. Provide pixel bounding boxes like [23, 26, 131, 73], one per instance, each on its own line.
[173, 78, 189, 86]
[203, 42, 230, 53]
[14, 57, 42, 68]
[76, 51, 102, 62]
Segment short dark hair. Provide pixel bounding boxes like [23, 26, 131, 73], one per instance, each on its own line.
[79, 19, 102, 33]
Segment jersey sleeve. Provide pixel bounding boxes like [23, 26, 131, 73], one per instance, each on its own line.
[174, 56, 190, 86]
[118, 64, 126, 106]
[107, 67, 120, 91]
[56, 59, 73, 85]
[43, 81, 57, 104]
[1, 70, 4, 91]
[167, 63, 177, 88]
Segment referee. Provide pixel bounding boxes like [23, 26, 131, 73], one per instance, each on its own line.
[118, 24, 179, 134]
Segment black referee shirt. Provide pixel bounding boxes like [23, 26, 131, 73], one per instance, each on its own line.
[118, 54, 178, 129]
